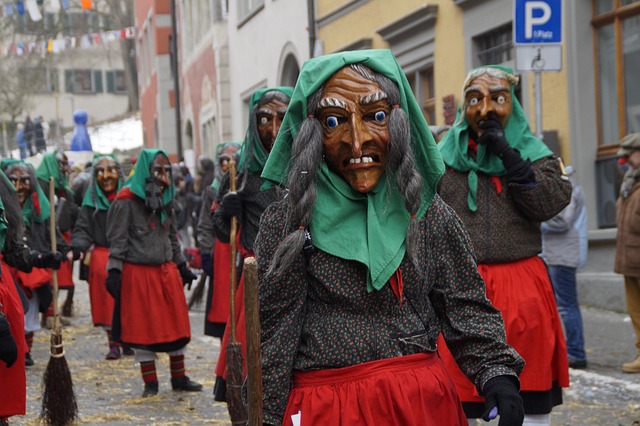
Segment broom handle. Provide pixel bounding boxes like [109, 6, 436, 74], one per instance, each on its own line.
[48, 178, 60, 319]
[228, 160, 238, 343]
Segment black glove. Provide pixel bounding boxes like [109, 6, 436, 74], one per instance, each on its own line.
[106, 269, 122, 299]
[30, 250, 64, 270]
[70, 247, 83, 261]
[0, 313, 18, 368]
[482, 375, 524, 426]
[220, 191, 243, 219]
[201, 253, 213, 277]
[478, 113, 535, 184]
[178, 263, 197, 287]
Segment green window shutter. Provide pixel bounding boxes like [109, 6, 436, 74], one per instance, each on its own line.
[65, 70, 74, 93]
[93, 70, 103, 93]
[50, 69, 59, 92]
[106, 71, 115, 93]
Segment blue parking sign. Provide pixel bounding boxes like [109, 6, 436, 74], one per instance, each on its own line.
[514, 0, 562, 45]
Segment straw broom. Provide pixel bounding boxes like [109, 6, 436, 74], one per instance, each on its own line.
[225, 160, 247, 424]
[243, 257, 263, 425]
[40, 177, 78, 426]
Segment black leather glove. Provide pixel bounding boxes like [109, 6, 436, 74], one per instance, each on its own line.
[106, 269, 122, 299]
[30, 250, 64, 270]
[70, 247, 83, 261]
[220, 191, 243, 219]
[178, 263, 197, 287]
[482, 375, 524, 426]
[478, 113, 535, 184]
[0, 313, 18, 368]
[201, 253, 213, 277]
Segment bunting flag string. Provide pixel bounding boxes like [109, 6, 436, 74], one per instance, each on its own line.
[3, 0, 73, 17]
[0, 26, 136, 57]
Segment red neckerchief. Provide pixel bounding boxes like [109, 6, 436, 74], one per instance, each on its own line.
[389, 268, 404, 305]
[115, 187, 137, 200]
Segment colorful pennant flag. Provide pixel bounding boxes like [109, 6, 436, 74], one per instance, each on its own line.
[61, 0, 70, 9]
[80, 0, 92, 9]
[16, 1, 25, 15]
[25, 0, 42, 21]
[4, 3, 14, 16]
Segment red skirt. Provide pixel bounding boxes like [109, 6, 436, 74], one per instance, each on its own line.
[10, 266, 51, 291]
[87, 246, 114, 327]
[57, 231, 74, 288]
[118, 262, 191, 347]
[438, 256, 570, 402]
[208, 239, 231, 324]
[282, 353, 467, 426]
[0, 259, 27, 418]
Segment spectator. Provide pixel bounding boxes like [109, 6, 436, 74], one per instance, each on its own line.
[33, 117, 46, 154]
[615, 133, 640, 373]
[16, 124, 26, 160]
[23, 116, 34, 156]
[541, 164, 589, 369]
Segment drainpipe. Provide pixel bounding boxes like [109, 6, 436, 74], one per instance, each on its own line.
[307, 0, 316, 58]
[170, 0, 183, 160]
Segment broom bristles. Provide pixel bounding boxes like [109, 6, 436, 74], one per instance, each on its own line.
[188, 274, 208, 310]
[40, 330, 78, 426]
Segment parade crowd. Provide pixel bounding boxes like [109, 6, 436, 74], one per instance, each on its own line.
[1, 49, 640, 426]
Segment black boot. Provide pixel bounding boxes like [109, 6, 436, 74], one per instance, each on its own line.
[25, 352, 34, 367]
[142, 381, 159, 397]
[171, 376, 203, 392]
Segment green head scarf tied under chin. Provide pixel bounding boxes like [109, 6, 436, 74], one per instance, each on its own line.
[36, 150, 73, 194]
[3, 160, 50, 227]
[123, 148, 175, 223]
[82, 154, 122, 211]
[262, 49, 444, 292]
[437, 64, 552, 211]
[236, 87, 294, 177]
[212, 141, 243, 191]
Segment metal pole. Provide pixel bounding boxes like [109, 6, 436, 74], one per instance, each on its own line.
[532, 47, 544, 140]
[307, 0, 316, 58]
[1, 121, 8, 157]
[170, 0, 183, 160]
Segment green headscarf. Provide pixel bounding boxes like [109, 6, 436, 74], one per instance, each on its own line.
[82, 154, 122, 210]
[36, 150, 72, 193]
[437, 65, 553, 211]
[236, 87, 294, 177]
[3, 160, 50, 227]
[211, 141, 243, 191]
[122, 148, 175, 223]
[262, 49, 444, 292]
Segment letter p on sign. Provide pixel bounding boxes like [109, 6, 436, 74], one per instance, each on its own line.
[525, 2, 551, 39]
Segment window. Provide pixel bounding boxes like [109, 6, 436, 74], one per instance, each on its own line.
[407, 68, 436, 126]
[201, 117, 218, 158]
[213, 0, 229, 22]
[238, 0, 263, 22]
[592, 0, 640, 151]
[64, 69, 103, 94]
[20, 68, 59, 93]
[107, 70, 127, 93]
[473, 23, 513, 67]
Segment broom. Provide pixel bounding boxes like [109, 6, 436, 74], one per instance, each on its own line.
[243, 256, 263, 425]
[225, 160, 247, 424]
[187, 272, 208, 310]
[40, 177, 78, 426]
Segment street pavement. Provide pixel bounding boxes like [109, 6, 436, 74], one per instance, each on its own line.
[8, 271, 640, 425]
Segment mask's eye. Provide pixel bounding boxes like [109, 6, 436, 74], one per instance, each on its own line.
[469, 97, 479, 106]
[325, 116, 339, 129]
[496, 95, 506, 104]
[23, 178, 30, 186]
[374, 111, 386, 123]
[109, 167, 119, 175]
[96, 169, 104, 176]
[260, 116, 269, 125]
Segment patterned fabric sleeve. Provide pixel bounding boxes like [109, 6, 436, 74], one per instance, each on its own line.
[196, 186, 216, 253]
[106, 199, 129, 271]
[427, 196, 524, 392]
[71, 205, 93, 252]
[509, 156, 572, 222]
[255, 200, 309, 426]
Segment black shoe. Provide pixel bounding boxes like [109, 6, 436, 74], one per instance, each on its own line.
[569, 359, 588, 369]
[25, 352, 34, 367]
[122, 345, 134, 356]
[171, 376, 203, 392]
[142, 381, 159, 397]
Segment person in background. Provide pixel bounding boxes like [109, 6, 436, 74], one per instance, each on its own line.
[614, 133, 640, 373]
[211, 87, 292, 403]
[70, 155, 125, 360]
[23, 116, 34, 157]
[257, 50, 524, 426]
[33, 117, 46, 154]
[1, 160, 65, 367]
[106, 149, 201, 397]
[196, 142, 241, 339]
[437, 65, 572, 426]
[541, 164, 589, 369]
[15, 124, 26, 160]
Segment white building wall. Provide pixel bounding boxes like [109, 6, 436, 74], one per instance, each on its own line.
[226, 0, 309, 139]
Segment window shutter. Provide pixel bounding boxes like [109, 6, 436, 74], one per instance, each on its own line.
[93, 70, 103, 93]
[65, 70, 74, 93]
[106, 71, 115, 93]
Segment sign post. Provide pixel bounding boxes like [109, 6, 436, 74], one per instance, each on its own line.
[514, 0, 563, 140]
